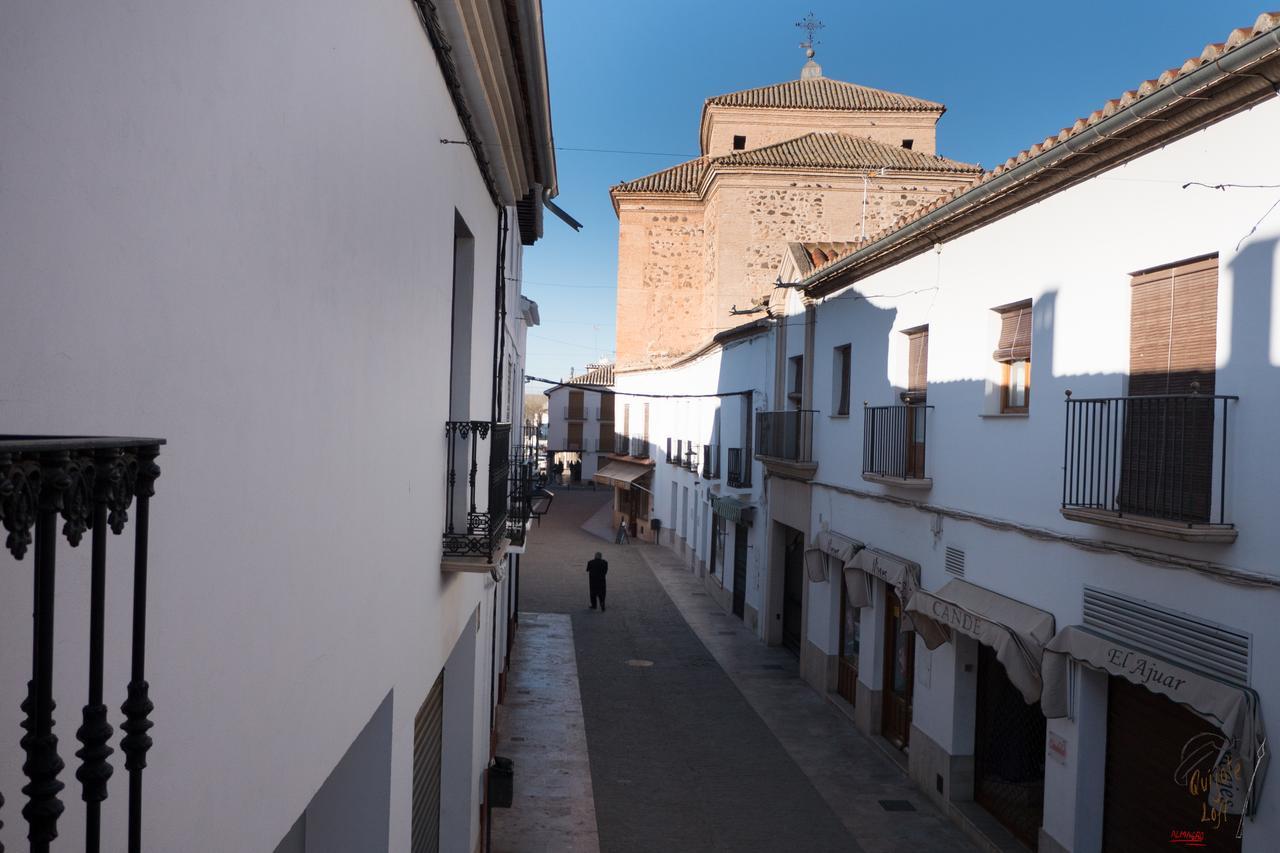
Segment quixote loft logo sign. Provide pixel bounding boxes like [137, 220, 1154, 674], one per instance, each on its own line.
[1174, 731, 1244, 838]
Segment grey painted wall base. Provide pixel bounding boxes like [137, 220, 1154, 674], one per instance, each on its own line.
[854, 681, 881, 736]
[1038, 828, 1070, 853]
[744, 602, 758, 632]
[800, 640, 834, 692]
[908, 723, 974, 806]
[704, 573, 732, 612]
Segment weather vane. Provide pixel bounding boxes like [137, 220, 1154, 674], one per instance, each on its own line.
[795, 12, 825, 54]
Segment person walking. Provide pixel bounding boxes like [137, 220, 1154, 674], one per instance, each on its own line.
[586, 551, 609, 611]
[615, 519, 630, 545]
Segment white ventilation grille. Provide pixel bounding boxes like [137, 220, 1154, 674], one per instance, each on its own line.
[944, 546, 965, 577]
[1082, 587, 1250, 687]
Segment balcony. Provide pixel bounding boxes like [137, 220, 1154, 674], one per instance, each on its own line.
[629, 436, 649, 459]
[682, 442, 698, 471]
[702, 444, 720, 480]
[598, 430, 617, 454]
[444, 421, 511, 569]
[1060, 392, 1238, 542]
[862, 403, 932, 488]
[561, 436, 594, 453]
[726, 447, 751, 488]
[507, 444, 552, 548]
[0, 436, 165, 853]
[563, 405, 588, 420]
[755, 410, 817, 480]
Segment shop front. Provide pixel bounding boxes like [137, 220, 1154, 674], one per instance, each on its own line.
[1041, 626, 1268, 852]
[593, 460, 653, 540]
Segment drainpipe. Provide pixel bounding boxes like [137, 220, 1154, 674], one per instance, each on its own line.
[491, 208, 509, 423]
[806, 26, 1280, 294]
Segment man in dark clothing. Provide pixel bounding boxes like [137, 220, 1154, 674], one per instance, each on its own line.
[586, 551, 609, 611]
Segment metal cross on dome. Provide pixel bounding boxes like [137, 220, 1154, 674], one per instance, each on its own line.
[795, 12, 825, 53]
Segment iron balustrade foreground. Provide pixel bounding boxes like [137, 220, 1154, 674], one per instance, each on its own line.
[1062, 391, 1237, 526]
[444, 422, 511, 561]
[507, 444, 539, 546]
[702, 445, 720, 480]
[726, 448, 750, 488]
[0, 436, 164, 853]
[613, 433, 626, 455]
[629, 437, 649, 459]
[862, 403, 931, 480]
[755, 410, 816, 463]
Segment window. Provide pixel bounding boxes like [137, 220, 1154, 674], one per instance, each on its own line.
[788, 355, 804, 407]
[992, 301, 1032, 413]
[733, 134, 747, 150]
[901, 139, 914, 150]
[902, 326, 928, 401]
[832, 344, 851, 416]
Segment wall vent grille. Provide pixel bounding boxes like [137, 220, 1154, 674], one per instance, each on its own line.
[944, 546, 965, 577]
[1082, 586, 1250, 687]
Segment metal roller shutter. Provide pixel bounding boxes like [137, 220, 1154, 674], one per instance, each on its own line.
[411, 672, 445, 853]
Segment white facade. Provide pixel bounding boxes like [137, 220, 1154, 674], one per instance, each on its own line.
[544, 383, 611, 480]
[0, 2, 555, 852]
[784, 95, 1280, 851]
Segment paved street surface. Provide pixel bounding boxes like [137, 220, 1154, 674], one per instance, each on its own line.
[505, 489, 976, 853]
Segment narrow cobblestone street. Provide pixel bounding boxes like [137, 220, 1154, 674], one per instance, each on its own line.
[498, 488, 977, 853]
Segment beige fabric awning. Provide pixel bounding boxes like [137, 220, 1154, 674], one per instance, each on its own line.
[804, 530, 864, 583]
[593, 461, 651, 489]
[905, 579, 1055, 704]
[851, 547, 921, 600]
[1042, 625, 1268, 816]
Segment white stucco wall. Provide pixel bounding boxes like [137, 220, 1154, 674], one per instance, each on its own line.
[798, 96, 1280, 850]
[0, 2, 537, 850]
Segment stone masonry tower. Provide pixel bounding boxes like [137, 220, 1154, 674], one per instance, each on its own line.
[612, 47, 982, 369]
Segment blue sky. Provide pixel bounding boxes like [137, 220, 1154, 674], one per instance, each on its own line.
[522, 1, 1270, 384]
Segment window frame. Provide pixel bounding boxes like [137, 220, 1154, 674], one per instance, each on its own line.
[1001, 359, 1030, 414]
[832, 343, 852, 417]
[992, 300, 1032, 415]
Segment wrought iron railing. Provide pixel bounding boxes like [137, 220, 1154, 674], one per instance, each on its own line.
[444, 421, 511, 561]
[727, 448, 750, 488]
[702, 444, 720, 479]
[507, 444, 538, 546]
[563, 436, 593, 452]
[862, 403, 932, 480]
[0, 436, 164, 853]
[629, 436, 649, 459]
[1062, 392, 1236, 526]
[683, 443, 697, 471]
[665, 437, 674, 463]
[755, 410, 815, 463]
[598, 430, 616, 454]
[563, 405, 587, 420]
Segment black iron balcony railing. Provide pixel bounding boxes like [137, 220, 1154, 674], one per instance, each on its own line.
[598, 431, 616, 454]
[444, 421, 511, 561]
[0, 436, 164, 853]
[683, 443, 697, 471]
[727, 448, 751, 488]
[564, 405, 587, 420]
[629, 436, 649, 459]
[702, 444, 720, 479]
[563, 436, 594, 453]
[665, 437, 674, 463]
[755, 410, 815, 463]
[1062, 392, 1237, 526]
[862, 403, 932, 480]
[507, 444, 541, 546]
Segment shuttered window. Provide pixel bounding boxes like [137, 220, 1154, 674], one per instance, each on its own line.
[992, 301, 1032, 363]
[411, 672, 445, 853]
[1129, 255, 1218, 396]
[904, 326, 928, 398]
[567, 421, 583, 450]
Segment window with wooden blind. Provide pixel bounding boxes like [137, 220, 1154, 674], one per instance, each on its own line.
[902, 326, 928, 400]
[567, 421, 583, 450]
[993, 300, 1032, 413]
[833, 344, 851, 416]
[1121, 254, 1219, 522]
[411, 672, 445, 853]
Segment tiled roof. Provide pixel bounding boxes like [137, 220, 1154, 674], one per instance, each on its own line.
[715, 133, 981, 174]
[801, 241, 863, 269]
[808, 11, 1280, 278]
[614, 133, 979, 197]
[567, 363, 614, 387]
[613, 157, 709, 194]
[706, 77, 943, 113]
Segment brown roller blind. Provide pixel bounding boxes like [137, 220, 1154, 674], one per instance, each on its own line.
[992, 301, 1032, 363]
[905, 326, 928, 396]
[1129, 255, 1217, 396]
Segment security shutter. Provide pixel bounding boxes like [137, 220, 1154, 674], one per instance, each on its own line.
[904, 326, 928, 397]
[992, 301, 1032, 362]
[1129, 255, 1217, 396]
[411, 672, 445, 853]
[1082, 587, 1250, 687]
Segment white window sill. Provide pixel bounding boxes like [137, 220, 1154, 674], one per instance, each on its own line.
[829, 413, 850, 419]
[978, 412, 1029, 419]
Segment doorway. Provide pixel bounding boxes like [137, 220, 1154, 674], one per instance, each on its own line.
[781, 527, 805, 655]
[881, 587, 913, 749]
[836, 580, 860, 706]
[732, 523, 748, 619]
[974, 644, 1045, 849]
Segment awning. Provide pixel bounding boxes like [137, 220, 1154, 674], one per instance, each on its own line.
[804, 530, 863, 583]
[905, 579, 1055, 704]
[1042, 625, 1268, 816]
[851, 547, 920, 600]
[710, 494, 755, 526]
[593, 461, 651, 489]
